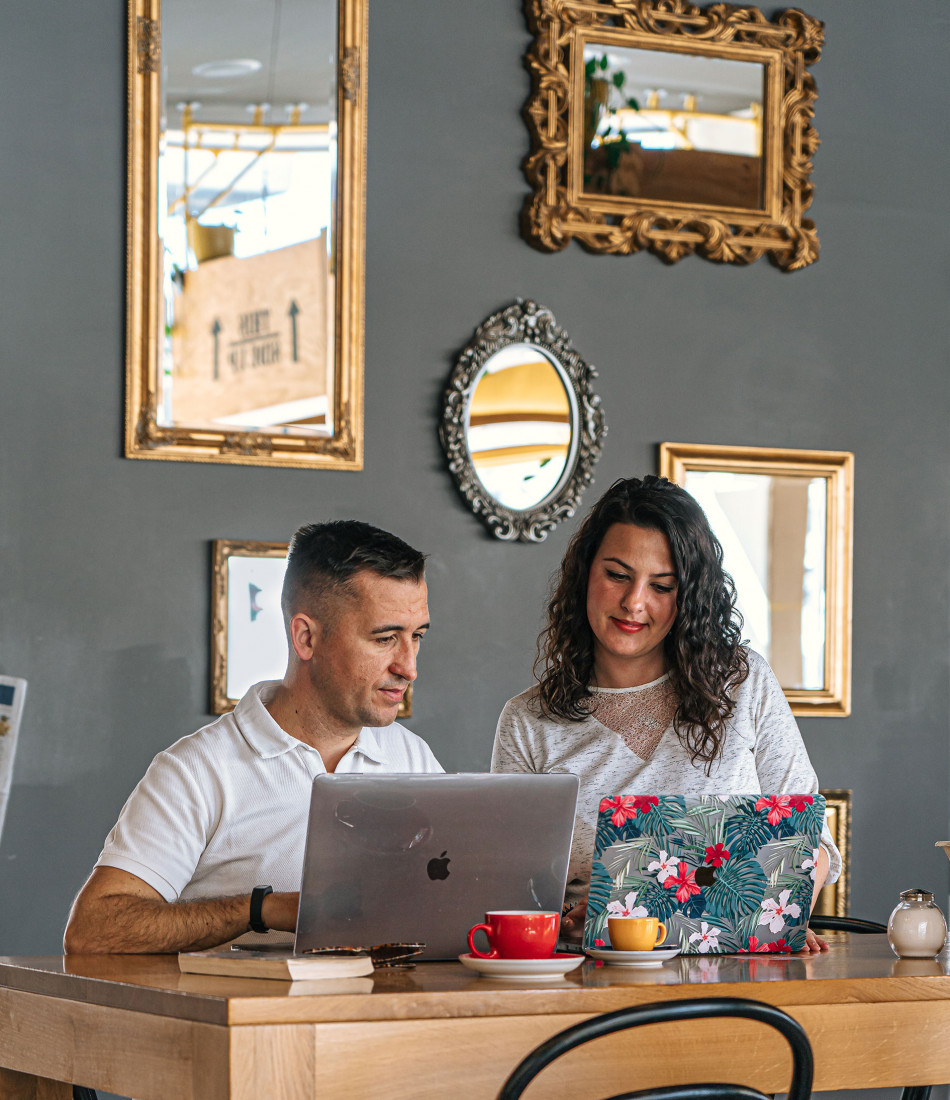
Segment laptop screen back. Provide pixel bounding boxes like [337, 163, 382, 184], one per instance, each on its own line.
[296, 772, 579, 960]
[585, 792, 826, 954]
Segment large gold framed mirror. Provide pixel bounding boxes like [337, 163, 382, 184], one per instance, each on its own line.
[522, 1, 823, 269]
[659, 442, 853, 716]
[126, 0, 365, 468]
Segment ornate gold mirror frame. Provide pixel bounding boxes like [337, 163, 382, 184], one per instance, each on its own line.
[211, 539, 411, 717]
[522, 1, 823, 268]
[126, 0, 365, 468]
[659, 442, 853, 716]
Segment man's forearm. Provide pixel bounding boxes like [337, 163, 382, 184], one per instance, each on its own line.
[65, 864, 301, 954]
[65, 891, 255, 954]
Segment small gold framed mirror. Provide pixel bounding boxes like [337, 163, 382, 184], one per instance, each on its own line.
[211, 540, 412, 717]
[522, 1, 823, 268]
[659, 442, 853, 716]
[126, 0, 366, 468]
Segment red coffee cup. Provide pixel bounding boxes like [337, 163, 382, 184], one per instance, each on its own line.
[467, 910, 560, 959]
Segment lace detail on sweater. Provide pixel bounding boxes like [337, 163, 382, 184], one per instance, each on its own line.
[590, 677, 678, 761]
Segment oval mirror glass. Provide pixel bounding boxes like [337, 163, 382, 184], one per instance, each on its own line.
[467, 345, 575, 512]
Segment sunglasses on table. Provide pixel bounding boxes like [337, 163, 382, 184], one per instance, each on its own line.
[301, 942, 425, 968]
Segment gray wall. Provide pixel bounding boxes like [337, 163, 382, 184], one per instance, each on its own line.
[1, 0, 948, 971]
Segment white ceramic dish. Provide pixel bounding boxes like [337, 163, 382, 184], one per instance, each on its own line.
[586, 946, 681, 968]
[458, 952, 585, 980]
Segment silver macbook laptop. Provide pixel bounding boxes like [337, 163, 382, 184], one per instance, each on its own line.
[294, 772, 579, 960]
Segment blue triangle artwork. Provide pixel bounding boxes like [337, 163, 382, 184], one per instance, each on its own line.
[249, 583, 263, 622]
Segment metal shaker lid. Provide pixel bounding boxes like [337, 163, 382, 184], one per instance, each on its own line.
[900, 888, 934, 902]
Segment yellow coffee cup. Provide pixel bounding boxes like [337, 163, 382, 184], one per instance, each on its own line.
[607, 916, 667, 951]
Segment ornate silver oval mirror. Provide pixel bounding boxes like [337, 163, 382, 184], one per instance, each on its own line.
[441, 300, 606, 542]
[126, 0, 365, 468]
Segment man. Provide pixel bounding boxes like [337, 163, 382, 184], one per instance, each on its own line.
[65, 521, 441, 954]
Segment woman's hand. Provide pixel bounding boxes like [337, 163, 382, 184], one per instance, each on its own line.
[797, 926, 829, 954]
[560, 902, 587, 944]
[799, 844, 831, 953]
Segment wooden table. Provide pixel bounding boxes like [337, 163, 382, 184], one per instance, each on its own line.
[2, 937, 949, 1100]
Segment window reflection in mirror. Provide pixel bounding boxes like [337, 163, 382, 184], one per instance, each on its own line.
[467, 345, 575, 511]
[683, 471, 828, 691]
[161, 0, 336, 436]
[583, 45, 765, 209]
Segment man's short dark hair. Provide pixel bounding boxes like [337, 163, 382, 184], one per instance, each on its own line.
[281, 520, 426, 629]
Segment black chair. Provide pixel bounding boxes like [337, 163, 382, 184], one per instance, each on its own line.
[808, 916, 930, 1100]
[73, 1088, 97, 1100]
[497, 997, 812, 1100]
[808, 915, 885, 934]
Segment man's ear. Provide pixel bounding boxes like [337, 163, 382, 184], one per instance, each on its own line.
[288, 611, 323, 662]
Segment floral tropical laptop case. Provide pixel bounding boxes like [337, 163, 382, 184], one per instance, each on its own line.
[585, 794, 826, 954]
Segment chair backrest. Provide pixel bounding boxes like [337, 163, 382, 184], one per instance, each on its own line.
[496, 997, 813, 1100]
[808, 916, 885, 934]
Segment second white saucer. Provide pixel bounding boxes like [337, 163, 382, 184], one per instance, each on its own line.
[586, 946, 682, 968]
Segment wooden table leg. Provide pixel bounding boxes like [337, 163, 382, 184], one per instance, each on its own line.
[0, 1069, 70, 1100]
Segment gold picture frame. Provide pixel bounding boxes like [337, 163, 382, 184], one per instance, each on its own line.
[125, 0, 366, 468]
[521, 0, 823, 268]
[210, 540, 412, 718]
[659, 442, 853, 716]
[815, 789, 851, 917]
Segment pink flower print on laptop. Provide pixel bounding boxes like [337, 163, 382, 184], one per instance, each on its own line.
[759, 889, 802, 933]
[606, 890, 649, 918]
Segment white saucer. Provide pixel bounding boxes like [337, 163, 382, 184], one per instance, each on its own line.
[458, 952, 585, 980]
[586, 946, 681, 968]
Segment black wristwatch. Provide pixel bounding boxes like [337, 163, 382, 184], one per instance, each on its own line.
[249, 885, 273, 933]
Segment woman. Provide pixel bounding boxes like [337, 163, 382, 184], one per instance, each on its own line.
[491, 475, 839, 954]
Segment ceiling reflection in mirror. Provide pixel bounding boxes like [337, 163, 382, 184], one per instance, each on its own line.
[162, 0, 335, 436]
[683, 471, 827, 691]
[584, 46, 765, 210]
[468, 346, 574, 511]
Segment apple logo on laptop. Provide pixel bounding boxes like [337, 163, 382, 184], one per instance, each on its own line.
[695, 866, 716, 888]
[427, 850, 451, 880]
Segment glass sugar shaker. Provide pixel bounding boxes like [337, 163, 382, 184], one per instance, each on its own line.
[887, 888, 947, 958]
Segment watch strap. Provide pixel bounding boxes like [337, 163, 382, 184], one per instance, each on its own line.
[249, 885, 273, 934]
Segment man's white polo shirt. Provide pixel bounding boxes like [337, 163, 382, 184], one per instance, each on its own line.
[96, 681, 443, 906]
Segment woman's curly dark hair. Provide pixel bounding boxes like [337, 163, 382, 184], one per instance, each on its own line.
[535, 475, 748, 769]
